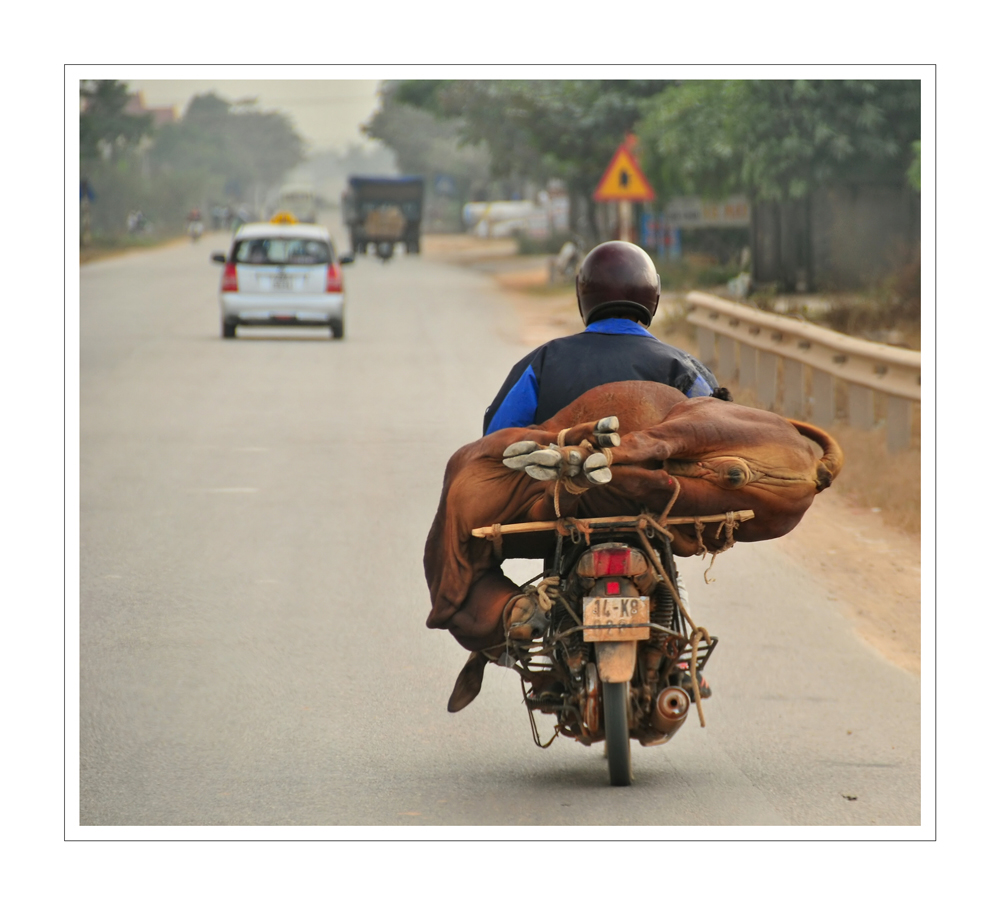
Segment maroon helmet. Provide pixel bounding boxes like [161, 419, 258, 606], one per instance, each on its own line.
[576, 241, 661, 326]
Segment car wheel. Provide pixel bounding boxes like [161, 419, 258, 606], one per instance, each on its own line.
[222, 319, 237, 339]
[330, 318, 344, 340]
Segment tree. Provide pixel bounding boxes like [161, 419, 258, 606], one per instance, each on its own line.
[363, 85, 491, 183]
[80, 80, 152, 162]
[150, 93, 304, 199]
[637, 80, 921, 201]
[907, 140, 920, 192]
[384, 79, 671, 237]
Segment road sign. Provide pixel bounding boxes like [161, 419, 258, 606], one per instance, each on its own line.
[593, 143, 655, 202]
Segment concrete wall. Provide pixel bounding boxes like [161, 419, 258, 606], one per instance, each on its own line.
[752, 184, 919, 291]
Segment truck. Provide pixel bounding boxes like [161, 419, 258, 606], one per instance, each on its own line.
[269, 184, 320, 224]
[342, 176, 425, 259]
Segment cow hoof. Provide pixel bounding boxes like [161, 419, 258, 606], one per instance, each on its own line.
[584, 452, 612, 484]
[525, 464, 560, 481]
[503, 441, 545, 470]
[594, 416, 620, 448]
[504, 440, 541, 458]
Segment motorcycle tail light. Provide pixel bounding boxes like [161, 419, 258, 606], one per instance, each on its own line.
[221, 262, 238, 292]
[576, 545, 646, 578]
[326, 263, 343, 292]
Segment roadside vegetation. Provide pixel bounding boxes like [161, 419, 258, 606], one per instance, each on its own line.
[79, 81, 304, 250]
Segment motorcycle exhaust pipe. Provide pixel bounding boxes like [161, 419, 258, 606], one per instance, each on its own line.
[649, 686, 690, 740]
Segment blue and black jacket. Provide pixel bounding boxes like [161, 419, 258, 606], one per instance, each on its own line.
[483, 318, 720, 435]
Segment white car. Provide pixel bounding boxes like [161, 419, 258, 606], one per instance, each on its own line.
[211, 222, 353, 339]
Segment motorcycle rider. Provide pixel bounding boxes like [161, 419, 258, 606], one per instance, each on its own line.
[462, 240, 726, 708]
[186, 207, 204, 241]
[483, 240, 728, 435]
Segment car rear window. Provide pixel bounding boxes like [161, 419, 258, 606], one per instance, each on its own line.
[233, 237, 332, 265]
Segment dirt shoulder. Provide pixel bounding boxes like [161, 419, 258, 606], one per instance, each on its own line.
[79, 234, 193, 266]
[424, 235, 922, 676]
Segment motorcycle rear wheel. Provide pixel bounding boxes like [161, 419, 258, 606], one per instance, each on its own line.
[603, 681, 632, 786]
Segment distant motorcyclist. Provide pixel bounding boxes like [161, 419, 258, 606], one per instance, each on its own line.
[187, 207, 204, 241]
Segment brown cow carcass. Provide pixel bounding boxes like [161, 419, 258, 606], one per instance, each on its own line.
[424, 380, 843, 653]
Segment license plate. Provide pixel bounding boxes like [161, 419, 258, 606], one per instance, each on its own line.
[271, 274, 294, 290]
[582, 596, 650, 642]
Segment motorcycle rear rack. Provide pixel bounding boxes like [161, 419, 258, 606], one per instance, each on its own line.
[677, 634, 718, 672]
[472, 510, 755, 540]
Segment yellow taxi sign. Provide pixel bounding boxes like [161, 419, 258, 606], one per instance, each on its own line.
[593, 143, 655, 202]
[270, 210, 299, 224]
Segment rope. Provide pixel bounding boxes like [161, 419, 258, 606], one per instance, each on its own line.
[702, 512, 740, 583]
[534, 575, 560, 614]
[686, 627, 710, 727]
[657, 474, 681, 525]
[487, 523, 504, 559]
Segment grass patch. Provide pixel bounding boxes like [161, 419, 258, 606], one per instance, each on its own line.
[650, 254, 743, 292]
[515, 231, 581, 255]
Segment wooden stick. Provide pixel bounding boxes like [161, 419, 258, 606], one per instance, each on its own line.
[471, 510, 755, 538]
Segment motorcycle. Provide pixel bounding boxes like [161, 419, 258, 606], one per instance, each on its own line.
[187, 219, 204, 242]
[474, 507, 748, 785]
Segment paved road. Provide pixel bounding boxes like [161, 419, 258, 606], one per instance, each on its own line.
[78, 232, 920, 828]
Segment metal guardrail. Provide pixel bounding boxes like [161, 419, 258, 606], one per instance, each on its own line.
[685, 291, 921, 453]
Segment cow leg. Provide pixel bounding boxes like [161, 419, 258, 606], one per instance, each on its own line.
[445, 567, 521, 653]
[605, 465, 678, 509]
[504, 441, 613, 486]
[560, 416, 621, 449]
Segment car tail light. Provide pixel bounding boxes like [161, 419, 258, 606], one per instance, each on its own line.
[326, 263, 343, 293]
[221, 262, 238, 292]
[576, 545, 647, 578]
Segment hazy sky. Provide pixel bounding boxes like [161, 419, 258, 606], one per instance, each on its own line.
[126, 80, 383, 153]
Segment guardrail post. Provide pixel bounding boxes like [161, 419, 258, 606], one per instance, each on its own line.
[811, 369, 835, 425]
[738, 342, 757, 389]
[697, 325, 716, 369]
[758, 351, 778, 410]
[783, 359, 805, 419]
[848, 384, 875, 431]
[886, 396, 913, 455]
[717, 335, 737, 383]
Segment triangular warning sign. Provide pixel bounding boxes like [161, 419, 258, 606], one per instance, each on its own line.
[593, 144, 655, 202]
